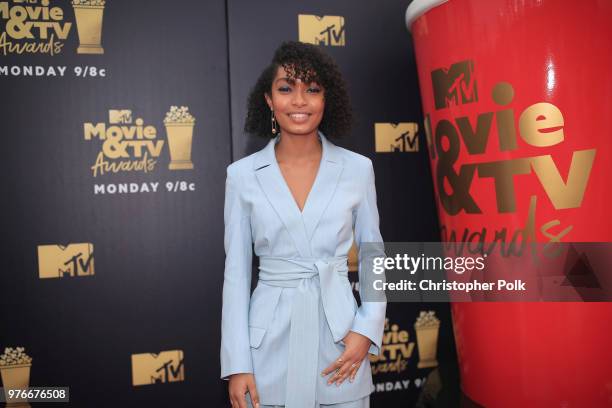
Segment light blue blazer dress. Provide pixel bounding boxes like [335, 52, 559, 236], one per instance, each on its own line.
[220, 132, 387, 407]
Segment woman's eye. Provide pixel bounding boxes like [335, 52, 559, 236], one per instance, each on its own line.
[278, 86, 291, 92]
[307, 87, 321, 93]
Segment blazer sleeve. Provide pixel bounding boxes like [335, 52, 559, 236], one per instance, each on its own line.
[351, 158, 387, 356]
[220, 165, 254, 380]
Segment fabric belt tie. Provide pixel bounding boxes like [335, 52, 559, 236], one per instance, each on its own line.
[258, 255, 354, 408]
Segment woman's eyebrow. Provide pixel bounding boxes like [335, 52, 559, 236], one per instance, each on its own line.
[275, 77, 295, 84]
[275, 77, 321, 86]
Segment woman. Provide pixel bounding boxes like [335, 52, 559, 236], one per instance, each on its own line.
[220, 41, 386, 408]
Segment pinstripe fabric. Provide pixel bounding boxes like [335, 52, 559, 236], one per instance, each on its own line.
[221, 132, 386, 406]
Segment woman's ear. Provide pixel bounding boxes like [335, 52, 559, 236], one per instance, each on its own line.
[264, 93, 273, 110]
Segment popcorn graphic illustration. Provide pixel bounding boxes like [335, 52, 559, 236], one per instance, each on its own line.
[414, 311, 440, 368]
[415, 310, 441, 328]
[72, 0, 106, 54]
[164, 106, 196, 124]
[0, 347, 32, 366]
[72, 0, 106, 5]
[0, 347, 33, 404]
[164, 106, 196, 170]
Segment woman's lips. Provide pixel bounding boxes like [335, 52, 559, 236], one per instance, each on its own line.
[287, 113, 311, 123]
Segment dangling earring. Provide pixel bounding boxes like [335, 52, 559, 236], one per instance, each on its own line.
[271, 109, 278, 135]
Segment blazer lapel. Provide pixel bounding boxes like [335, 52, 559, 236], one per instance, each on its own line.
[253, 135, 312, 258]
[252, 132, 344, 257]
[302, 132, 344, 242]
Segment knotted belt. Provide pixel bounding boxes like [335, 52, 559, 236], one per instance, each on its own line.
[258, 255, 355, 408]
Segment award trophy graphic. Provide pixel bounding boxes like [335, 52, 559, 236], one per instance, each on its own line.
[72, 0, 106, 54]
[164, 106, 195, 170]
[0, 347, 32, 405]
[414, 311, 440, 369]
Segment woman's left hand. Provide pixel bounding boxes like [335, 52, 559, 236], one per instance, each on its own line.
[321, 331, 371, 386]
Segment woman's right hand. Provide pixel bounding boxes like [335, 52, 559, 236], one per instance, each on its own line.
[228, 373, 260, 408]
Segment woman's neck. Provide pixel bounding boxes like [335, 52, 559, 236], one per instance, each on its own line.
[274, 131, 321, 163]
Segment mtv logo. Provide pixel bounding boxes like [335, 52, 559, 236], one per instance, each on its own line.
[298, 15, 345, 46]
[431, 60, 478, 110]
[375, 123, 419, 152]
[108, 109, 132, 124]
[131, 350, 185, 386]
[37, 243, 95, 279]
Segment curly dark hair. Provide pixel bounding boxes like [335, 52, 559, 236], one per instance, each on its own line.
[244, 41, 352, 139]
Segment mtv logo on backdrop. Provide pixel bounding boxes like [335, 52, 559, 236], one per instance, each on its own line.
[298, 15, 345, 46]
[37, 243, 95, 279]
[375, 123, 419, 153]
[108, 109, 132, 124]
[131, 350, 185, 386]
[431, 60, 478, 110]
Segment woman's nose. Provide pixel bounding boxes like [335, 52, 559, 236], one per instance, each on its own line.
[291, 88, 307, 106]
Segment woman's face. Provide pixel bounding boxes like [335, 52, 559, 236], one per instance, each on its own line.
[265, 65, 325, 138]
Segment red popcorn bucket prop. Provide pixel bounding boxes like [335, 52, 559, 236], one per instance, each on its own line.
[406, 0, 612, 406]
